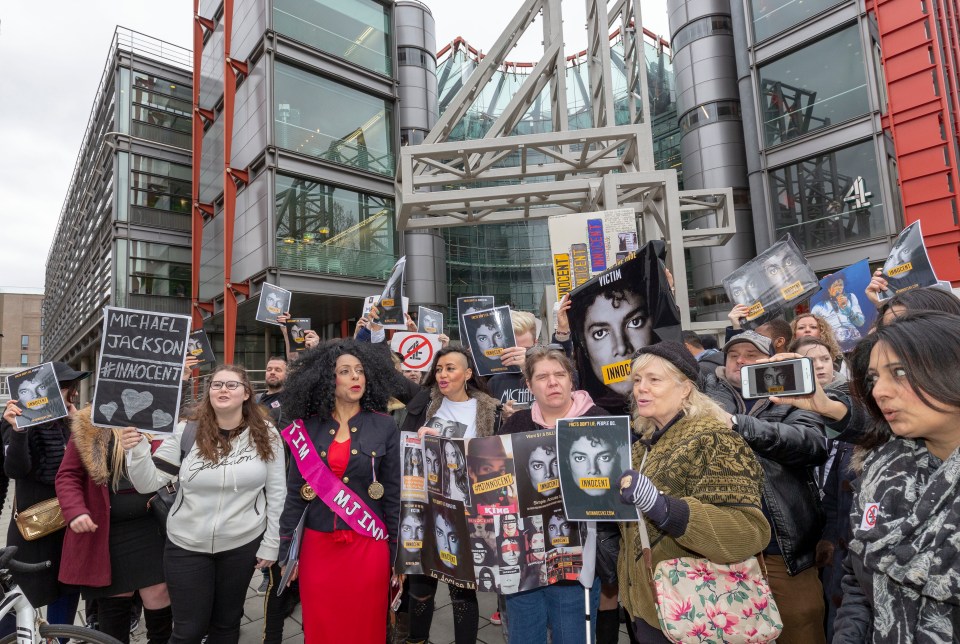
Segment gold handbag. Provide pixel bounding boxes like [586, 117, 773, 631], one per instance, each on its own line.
[14, 494, 67, 541]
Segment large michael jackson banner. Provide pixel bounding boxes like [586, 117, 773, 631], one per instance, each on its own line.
[395, 431, 583, 592]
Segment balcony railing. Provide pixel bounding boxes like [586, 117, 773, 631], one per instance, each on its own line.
[129, 205, 191, 231]
[123, 293, 192, 314]
[275, 240, 397, 280]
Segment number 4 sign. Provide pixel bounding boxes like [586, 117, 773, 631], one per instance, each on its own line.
[390, 332, 442, 372]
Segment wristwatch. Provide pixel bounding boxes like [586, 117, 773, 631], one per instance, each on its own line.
[730, 415, 739, 430]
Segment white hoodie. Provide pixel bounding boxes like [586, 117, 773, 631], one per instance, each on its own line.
[126, 421, 286, 561]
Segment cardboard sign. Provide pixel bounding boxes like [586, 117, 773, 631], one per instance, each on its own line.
[548, 209, 639, 299]
[418, 306, 444, 334]
[395, 430, 584, 593]
[256, 283, 292, 327]
[284, 318, 311, 353]
[722, 235, 819, 328]
[462, 306, 520, 377]
[93, 307, 190, 434]
[556, 415, 639, 522]
[809, 259, 877, 352]
[390, 332, 442, 372]
[186, 330, 215, 365]
[6, 363, 69, 429]
[878, 221, 939, 301]
[379, 257, 408, 329]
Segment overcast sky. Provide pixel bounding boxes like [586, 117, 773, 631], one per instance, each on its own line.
[0, 0, 669, 290]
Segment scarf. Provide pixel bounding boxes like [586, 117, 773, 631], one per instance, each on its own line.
[530, 390, 596, 428]
[849, 439, 960, 643]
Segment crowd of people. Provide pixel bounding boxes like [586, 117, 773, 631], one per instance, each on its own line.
[0, 268, 958, 644]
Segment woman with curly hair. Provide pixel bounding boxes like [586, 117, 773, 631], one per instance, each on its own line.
[399, 346, 499, 644]
[121, 365, 285, 643]
[277, 339, 402, 643]
[790, 313, 842, 357]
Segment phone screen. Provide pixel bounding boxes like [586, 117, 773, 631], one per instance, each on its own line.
[741, 358, 814, 399]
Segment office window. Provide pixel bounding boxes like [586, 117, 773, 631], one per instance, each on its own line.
[130, 155, 192, 215]
[751, 0, 847, 42]
[127, 72, 192, 147]
[21, 335, 29, 350]
[671, 15, 733, 53]
[770, 139, 887, 251]
[759, 26, 869, 147]
[20, 354, 29, 365]
[275, 62, 395, 176]
[128, 241, 191, 298]
[274, 0, 392, 76]
[275, 174, 397, 279]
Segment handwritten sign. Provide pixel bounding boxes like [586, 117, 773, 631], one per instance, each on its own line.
[93, 307, 190, 434]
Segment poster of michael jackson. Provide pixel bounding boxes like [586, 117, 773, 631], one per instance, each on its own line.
[378, 256, 407, 329]
[461, 306, 519, 378]
[722, 235, 820, 328]
[877, 221, 939, 301]
[396, 431, 583, 592]
[566, 240, 682, 410]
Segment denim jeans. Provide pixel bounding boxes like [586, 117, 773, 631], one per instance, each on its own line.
[504, 580, 601, 644]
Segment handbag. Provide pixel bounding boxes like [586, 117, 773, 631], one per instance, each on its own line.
[13, 493, 66, 541]
[147, 482, 179, 531]
[635, 453, 783, 644]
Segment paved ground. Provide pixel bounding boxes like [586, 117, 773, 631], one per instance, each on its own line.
[1, 495, 631, 643]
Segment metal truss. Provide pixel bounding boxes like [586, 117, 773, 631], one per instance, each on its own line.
[397, 0, 737, 329]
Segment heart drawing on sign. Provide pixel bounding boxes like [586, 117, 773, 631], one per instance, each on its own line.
[121, 389, 154, 420]
[99, 402, 118, 422]
[152, 409, 174, 429]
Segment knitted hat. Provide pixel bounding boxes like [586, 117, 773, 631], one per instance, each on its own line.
[723, 330, 773, 357]
[633, 341, 700, 383]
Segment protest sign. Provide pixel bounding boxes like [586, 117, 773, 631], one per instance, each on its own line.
[186, 329, 215, 365]
[93, 307, 190, 433]
[810, 259, 876, 352]
[456, 296, 494, 344]
[557, 415, 639, 522]
[395, 430, 583, 592]
[722, 235, 819, 328]
[256, 283, 292, 326]
[284, 318, 311, 353]
[567, 241, 682, 406]
[548, 208, 639, 300]
[379, 257, 407, 329]
[878, 221, 939, 301]
[417, 306, 444, 334]
[5, 363, 69, 429]
[462, 306, 519, 377]
[390, 332, 442, 372]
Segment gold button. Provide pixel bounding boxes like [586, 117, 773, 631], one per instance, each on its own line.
[320, 451, 327, 457]
[351, 449, 358, 455]
[371, 450, 377, 456]
[343, 476, 349, 483]
[350, 427, 358, 433]
[329, 429, 336, 435]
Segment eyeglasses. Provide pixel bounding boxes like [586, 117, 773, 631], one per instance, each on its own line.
[210, 381, 243, 391]
[525, 343, 564, 356]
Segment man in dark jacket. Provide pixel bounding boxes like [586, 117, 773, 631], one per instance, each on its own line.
[702, 330, 828, 644]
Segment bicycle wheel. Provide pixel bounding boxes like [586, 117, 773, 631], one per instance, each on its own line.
[0, 624, 125, 644]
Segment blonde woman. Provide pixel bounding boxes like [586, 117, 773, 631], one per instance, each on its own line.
[56, 408, 171, 643]
[616, 342, 771, 642]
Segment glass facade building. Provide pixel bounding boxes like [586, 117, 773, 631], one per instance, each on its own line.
[43, 29, 193, 398]
[433, 33, 680, 333]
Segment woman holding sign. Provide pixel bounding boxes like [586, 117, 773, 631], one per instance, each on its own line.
[616, 342, 771, 642]
[498, 346, 607, 643]
[121, 365, 286, 644]
[400, 346, 499, 644]
[278, 339, 401, 643]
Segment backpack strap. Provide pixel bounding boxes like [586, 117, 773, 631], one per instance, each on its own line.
[180, 421, 199, 461]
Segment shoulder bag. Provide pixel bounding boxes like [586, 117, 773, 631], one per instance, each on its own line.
[635, 452, 783, 643]
[147, 422, 198, 530]
[13, 492, 66, 541]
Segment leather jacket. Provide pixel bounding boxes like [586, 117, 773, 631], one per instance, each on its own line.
[278, 410, 401, 562]
[703, 369, 827, 575]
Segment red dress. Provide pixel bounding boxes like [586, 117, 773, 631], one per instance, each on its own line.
[299, 438, 390, 643]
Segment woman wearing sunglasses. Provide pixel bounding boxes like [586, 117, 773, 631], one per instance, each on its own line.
[121, 365, 286, 644]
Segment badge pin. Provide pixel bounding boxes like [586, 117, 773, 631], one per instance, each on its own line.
[300, 483, 317, 501]
[859, 502, 879, 530]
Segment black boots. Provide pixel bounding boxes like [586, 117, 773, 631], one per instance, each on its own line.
[143, 605, 173, 644]
[97, 597, 134, 644]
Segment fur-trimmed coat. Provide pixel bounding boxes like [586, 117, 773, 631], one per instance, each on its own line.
[55, 407, 144, 587]
[399, 386, 501, 437]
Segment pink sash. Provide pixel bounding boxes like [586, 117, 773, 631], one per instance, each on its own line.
[282, 419, 388, 541]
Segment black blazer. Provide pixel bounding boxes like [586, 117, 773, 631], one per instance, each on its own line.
[278, 410, 401, 562]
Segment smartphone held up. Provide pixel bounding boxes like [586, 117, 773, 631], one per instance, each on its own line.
[740, 357, 815, 399]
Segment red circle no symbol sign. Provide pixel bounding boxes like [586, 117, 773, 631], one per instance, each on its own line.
[399, 334, 433, 370]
